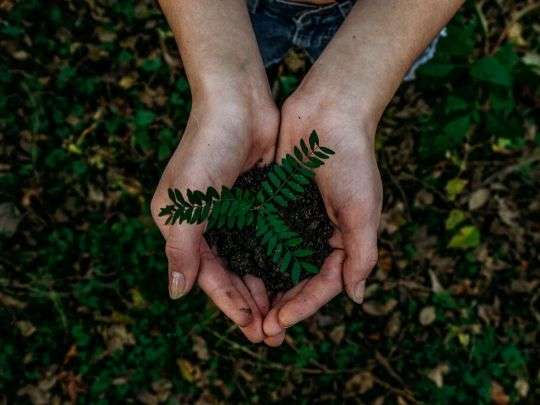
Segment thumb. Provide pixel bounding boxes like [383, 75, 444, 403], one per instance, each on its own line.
[342, 226, 378, 304]
[165, 223, 204, 299]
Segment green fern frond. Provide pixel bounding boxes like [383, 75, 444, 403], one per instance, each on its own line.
[255, 131, 333, 211]
[255, 210, 318, 284]
[159, 130, 335, 284]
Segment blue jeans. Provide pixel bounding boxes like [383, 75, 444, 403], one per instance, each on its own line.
[247, 0, 445, 81]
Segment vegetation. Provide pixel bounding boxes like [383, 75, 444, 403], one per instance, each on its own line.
[159, 131, 334, 283]
[0, 0, 538, 403]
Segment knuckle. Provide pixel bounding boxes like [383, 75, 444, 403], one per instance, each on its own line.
[165, 244, 185, 263]
[364, 248, 379, 270]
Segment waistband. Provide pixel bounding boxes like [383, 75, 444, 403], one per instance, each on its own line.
[248, 0, 355, 18]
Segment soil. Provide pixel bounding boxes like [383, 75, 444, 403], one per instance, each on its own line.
[205, 166, 333, 293]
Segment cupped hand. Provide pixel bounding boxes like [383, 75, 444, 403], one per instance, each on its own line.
[263, 93, 383, 341]
[151, 98, 279, 343]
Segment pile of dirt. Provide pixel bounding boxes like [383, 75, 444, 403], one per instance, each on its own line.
[205, 166, 333, 293]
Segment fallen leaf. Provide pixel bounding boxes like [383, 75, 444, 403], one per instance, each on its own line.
[385, 312, 401, 337]
[514, 378, 529, 398]
[99, 324, 135, 353]
[137, 392, 158, 405]
[448, 226, 481, 249]
[0, 202, 21, 237]
[16, 320, 36, 337]
[329, 325, 345, 344]
[427, 363, 449, 388]
[458, 333, 470, 347]
[192, 335, 209, 361]
[491, 381, 509, 405]
[118, 75, 136, 89]
[419, 306, 436, 325]
[468, 188, 490, 210]
[177, 359, 201, 383]
[507, 22, 527, 47]
[0, 292, 27, 309]
[362, 299, 398, 316]
[151, 379, 172, 402]
[345, 371, 374, 394]
[445, 178, 468, 201]
[445, 209, 466, 230]
[428, 270, 445, 293]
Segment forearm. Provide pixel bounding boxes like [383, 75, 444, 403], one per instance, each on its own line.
[158, 0, 270, 105]
[297, 0, 464, 130]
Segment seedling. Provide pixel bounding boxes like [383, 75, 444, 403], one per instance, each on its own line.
[159, 130, 335, 283]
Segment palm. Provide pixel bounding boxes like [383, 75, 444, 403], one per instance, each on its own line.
[264, 118, 382, 338]
[151, 106, 278, 343]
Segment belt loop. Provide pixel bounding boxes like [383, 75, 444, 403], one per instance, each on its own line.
[247, 0, 260, 14]
[338, 0, 354, 18]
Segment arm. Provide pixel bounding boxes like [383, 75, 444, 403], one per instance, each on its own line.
[295, 0, 464, 129]
[264, 0, 463, 337]
[152, 0, 279, 343]
[158, 0, 271, 106]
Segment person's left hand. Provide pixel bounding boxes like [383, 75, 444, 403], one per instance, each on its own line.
[262, 89, 383, 342]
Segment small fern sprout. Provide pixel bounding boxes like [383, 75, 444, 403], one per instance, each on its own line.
[159, 130, 335, 283]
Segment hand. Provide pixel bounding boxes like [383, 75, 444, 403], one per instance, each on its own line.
[263, 90, 383, 340]
[151, 95, 279, 343]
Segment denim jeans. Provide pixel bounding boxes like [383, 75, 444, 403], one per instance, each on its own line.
[247, 0, 446, 81]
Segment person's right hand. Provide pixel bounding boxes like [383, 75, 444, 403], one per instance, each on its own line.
[151, 94, 279, 343]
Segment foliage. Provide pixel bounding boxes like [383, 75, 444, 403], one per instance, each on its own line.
[0, 0, 539, 404]
[159, 131, 333, 283]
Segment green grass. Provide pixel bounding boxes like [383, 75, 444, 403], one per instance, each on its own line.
[0, 0, 538, 403]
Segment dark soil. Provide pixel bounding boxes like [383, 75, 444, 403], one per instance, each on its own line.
[205, 166, 333, 293]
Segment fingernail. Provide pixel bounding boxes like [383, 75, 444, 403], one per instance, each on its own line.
[353, 280, 366, 304]
[169, 271, 185, 299]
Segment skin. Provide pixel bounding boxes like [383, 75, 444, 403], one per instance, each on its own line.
[152, 0, 464, 346]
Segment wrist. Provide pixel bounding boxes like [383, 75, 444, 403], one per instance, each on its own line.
[284, 84, 379, 143]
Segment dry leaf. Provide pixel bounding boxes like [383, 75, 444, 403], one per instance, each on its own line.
[99, 324, 135, 353]
[192, 335, 209, 361]
[428, 270, 445, 293]
[491, 381, 509, 405]
[427, 363, 449, 387]
[17, 320, 37, 337]
[419, 306, 436, 326]
[514, 378, 529, 398]
[151, 379, 172, 402]
[0, 203, 21, 237]
[0, 292, 27, 309]
[362, 299, 398, 316]
[386, 312, 401, 337]
[468, 188, 490, 210]
[177, 359, 201, 383]
[345, 371, 374, 395]
[137, 391, 158, 405]
[329, 325, 345, 344]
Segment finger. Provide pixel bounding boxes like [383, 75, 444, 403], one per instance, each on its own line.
[328, 229, 344, 249]
[264, 331, 286, 347]
[165, 224, 204, 299]
[342, 227, 378, 304]
[259, 146, 276, 167]
[263, 279, 309, 337]
[231, 275, 265, 343]
[264, 293, 286, 347]
[243, 275, 270, 316]
[278, 250, 345, 328]
[198, 244, 253, 327]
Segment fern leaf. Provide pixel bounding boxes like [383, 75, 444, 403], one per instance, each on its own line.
[291, 261, 301, 284]
[300, 139, 309, 155]
[309, 130, 319, 149]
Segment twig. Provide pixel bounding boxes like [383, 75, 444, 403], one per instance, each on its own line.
[481, 151, 540, 186]
[491, 2, 540, 53]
